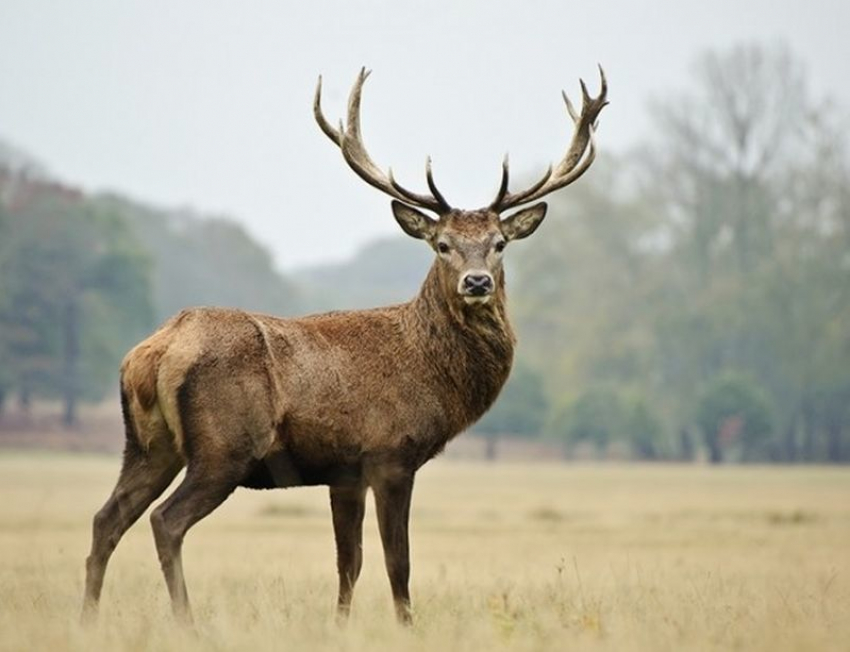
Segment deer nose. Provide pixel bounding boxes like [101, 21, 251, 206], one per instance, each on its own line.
[462, 273, 494, 296]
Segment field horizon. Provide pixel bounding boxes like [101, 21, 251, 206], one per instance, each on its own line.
[1, 452, 848, 651]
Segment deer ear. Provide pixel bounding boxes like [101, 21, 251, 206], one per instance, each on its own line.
[501, 202, 547, 241]
[392, 201, 437, 240]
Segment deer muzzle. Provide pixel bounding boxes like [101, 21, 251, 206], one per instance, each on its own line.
[460, 272, 495, 303]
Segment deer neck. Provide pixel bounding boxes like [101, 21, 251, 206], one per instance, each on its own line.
[406, 262, 516, 431]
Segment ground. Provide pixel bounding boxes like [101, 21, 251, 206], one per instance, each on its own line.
[0, 453, 848, 651]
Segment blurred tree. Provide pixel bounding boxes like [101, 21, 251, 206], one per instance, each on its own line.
[472, 362, 548, 460]
[0, 175, 154, 426]
[95, 195, 302, 323]
[0, 162, 304, 430]
[644, 42, 849, 462]
[509, 42, 849, 463]
[646, 43, 807, 278]
[819, 382, 850, 463]
[548, 387, 626, 458]
[512, 158, 660, 387]
[624, 396, 666, 460]
[510, 156, 673, 459]
[0, 201, 10, 416]
[696, 374, 774, 463]
[294, 236, 432, 312]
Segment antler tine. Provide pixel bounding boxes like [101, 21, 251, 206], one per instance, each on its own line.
[580, 78, 591, 104]
[490, 66, 609, 212]
[597, 63, 608, 101]
[339, 68, 398, 196]
[562, 90, 579, 122]
[313, 76, 342, 147]
[426, 157, 452, 212]
[386, 157, 450, 212]
[551, 123, 598, 188]
[490, 160, 554, 211]
[489, 154, 510, 210]
[314, 68, 451, 214]
[388, 164, 438, 209]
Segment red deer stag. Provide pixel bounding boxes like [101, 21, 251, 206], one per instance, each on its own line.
[82, 67, 608, 625]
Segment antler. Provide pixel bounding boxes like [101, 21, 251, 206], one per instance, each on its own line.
[314, 68, 452, 214]
[490, 66, 609, 212]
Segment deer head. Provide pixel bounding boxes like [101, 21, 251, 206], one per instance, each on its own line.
[314, 68, 608, 307]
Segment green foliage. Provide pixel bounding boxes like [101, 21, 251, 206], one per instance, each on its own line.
[0, 203, 12, 405]
[509, 42, 850, 462]
[626, 397, 666, 460]
[295, 236, 432, 312]
[474, 363, 549, 437]
[549, 387, 625, 455]
[0, 182, 155, 423]
[696, 374, 775, 463]
[0, 165, 301, 425]
[95, 196, 302, 323]
[547, 389, 666, 460]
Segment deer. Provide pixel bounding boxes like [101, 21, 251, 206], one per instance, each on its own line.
[81, 66, 608, 626]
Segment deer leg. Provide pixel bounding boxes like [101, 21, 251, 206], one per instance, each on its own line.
[149, 461, 248, 624]
[372, 471, 415, 625]
[82, 437, 183, 623]
[329, 483, 367, 620]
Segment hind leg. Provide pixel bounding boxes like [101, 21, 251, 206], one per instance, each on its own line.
[149, 454, 253, 624]
[82, 434, 183, 622]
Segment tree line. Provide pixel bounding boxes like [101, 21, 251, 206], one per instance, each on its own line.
[0, 42, 847, 462]
[0, 171, 300, 426]
[508, 43, 850, 462]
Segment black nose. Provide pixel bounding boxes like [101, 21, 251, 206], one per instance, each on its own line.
[463, 274, 494, 296]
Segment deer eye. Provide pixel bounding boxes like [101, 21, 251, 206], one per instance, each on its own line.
[494, 240, 506, 253]
[437, 242, 450, 254]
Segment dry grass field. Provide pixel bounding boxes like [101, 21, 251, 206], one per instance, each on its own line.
[0, 452, 848, 652]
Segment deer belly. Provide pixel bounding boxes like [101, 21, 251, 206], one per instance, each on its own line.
[239, 448, 362, 489]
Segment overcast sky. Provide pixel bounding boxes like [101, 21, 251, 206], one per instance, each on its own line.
[1, 1, 847, 269]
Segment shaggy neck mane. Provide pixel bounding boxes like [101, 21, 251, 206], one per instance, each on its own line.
[404, 262, 516, 433]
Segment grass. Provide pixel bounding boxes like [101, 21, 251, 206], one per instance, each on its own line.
[0, 452, 848, 651]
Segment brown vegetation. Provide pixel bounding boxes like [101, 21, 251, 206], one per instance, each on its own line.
[3, 454, 849, 652]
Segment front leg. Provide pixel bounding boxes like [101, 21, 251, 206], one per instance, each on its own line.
[372, 469, 415, 625]
[329, 483, 367, 620]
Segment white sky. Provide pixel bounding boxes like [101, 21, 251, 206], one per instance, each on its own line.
[1, 0, 847, 269]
